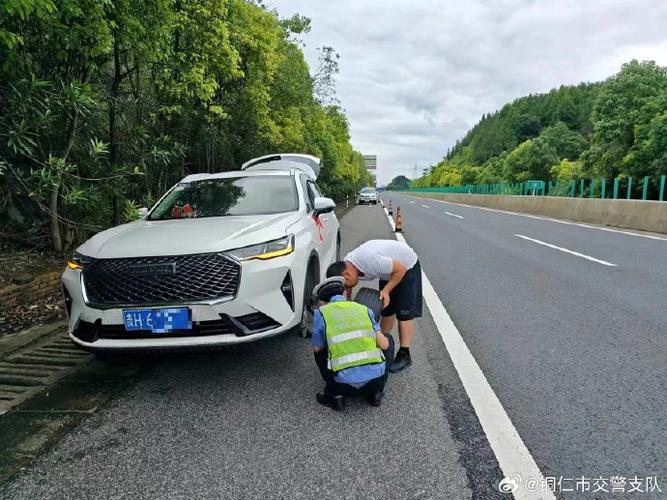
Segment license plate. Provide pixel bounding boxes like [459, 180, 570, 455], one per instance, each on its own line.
[123, 308, 191, 333]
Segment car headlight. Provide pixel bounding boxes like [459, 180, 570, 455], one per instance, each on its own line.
[227, 235, 295, 261]
[67, 251, 94, 270]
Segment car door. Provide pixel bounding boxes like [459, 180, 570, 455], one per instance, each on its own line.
[298, 174, 326, 267]
[306, 179, 338, 264]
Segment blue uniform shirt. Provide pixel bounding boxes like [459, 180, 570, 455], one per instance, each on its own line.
[311, 295, 386, 386]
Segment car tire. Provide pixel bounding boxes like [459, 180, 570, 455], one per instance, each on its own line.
[297, 262, 318, 338]
[354, 287, 383, 323]
[336, 234, 341, 261]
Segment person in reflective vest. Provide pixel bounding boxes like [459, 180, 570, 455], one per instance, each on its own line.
[328, 239, 422, 373]
[312, 276, 394, 411]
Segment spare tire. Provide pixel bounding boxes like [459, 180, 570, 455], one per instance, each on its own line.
[354, 287, 383, 321]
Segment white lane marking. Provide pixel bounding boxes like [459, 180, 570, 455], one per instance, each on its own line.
[515, 234, 617, 267]
[382, 209, 555, 500]
[409, 200, 416, 204]
[404, 195, 667, 241]
[421, 204, 430, 208]
[386, 210, 396, 231]
[445, 211, 464, 220]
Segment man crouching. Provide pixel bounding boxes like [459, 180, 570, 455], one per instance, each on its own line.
[312, 276, 395, 411]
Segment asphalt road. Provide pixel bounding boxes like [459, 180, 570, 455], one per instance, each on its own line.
[0, 205, 506, 499]
[383, 193, 666, 499]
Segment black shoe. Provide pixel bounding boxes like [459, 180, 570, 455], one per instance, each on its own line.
[389, 351, 412, 373]
[368, 391, 384, 407]
[316, 392, 345, 411]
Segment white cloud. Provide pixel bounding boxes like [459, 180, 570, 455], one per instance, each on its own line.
[271, 0, 667, 185]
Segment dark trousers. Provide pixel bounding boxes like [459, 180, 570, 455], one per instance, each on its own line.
[314, 333, 395, 397]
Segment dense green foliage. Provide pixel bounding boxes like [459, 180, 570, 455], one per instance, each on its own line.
[413, 60, 667, 193]
[386, 175, 411, 190]
[0, 0, 371, 252]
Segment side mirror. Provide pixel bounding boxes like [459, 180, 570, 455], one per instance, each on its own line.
[313, 196, 335, 216]
[138, 207, 149, 217]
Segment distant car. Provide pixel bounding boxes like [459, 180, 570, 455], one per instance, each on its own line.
[357, 187, 378, 205]
[62, 154, 340, 352]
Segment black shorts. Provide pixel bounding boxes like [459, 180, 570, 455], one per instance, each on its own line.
[379, 260, 422, 321]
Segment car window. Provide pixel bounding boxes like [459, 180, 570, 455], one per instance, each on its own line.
[149, 176, 298, 220]
[306, 180, 319, 207]
[311, 182, 323, 197]
[300, 175, 313, 212]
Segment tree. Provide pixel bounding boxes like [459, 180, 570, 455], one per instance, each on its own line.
[550, 159, 584, 180]
[107, 0, 174, 224]
[387, 175, 410, 190]
[513, 112, 541, 142]
[313, 46, 340, 106]
[477, 154, 506, 184]
[624, 111, 667, 179]
[460, 165, 482, 185]
[539, 122, 588, 161]
[504, 139, 558, 182]
[0, 0, 55, 49]
[584, 60, 667, 177]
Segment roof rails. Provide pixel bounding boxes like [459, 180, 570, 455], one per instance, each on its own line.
[241, 153, 321, 179]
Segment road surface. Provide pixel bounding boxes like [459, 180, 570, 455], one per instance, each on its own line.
[384, 192, 666, 498]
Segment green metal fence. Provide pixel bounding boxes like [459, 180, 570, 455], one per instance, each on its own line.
[401, 175, 667, 201]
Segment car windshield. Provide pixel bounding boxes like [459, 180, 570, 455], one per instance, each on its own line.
[149, 176, 298, 220]
[360, 188, 375, 193]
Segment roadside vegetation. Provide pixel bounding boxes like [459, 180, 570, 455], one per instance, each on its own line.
[0, 0, 372, 254]
[410, 60, 667, 191]
[386, 175, 411, 191]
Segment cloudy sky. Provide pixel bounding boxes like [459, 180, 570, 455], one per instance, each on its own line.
[271, 0, 667, 185]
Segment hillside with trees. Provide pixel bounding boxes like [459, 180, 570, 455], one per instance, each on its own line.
[0, 0, 372, 253]
[412, 60, 667, 192]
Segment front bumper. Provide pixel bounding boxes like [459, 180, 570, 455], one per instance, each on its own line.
[358, 197, 378, 204]
[62, 252, 305, 350]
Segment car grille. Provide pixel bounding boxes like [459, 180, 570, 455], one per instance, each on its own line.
[82, 253, 240, 306]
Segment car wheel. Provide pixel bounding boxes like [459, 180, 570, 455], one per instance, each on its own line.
[354, 287, 384, 322]
[297, 262, 318, 338]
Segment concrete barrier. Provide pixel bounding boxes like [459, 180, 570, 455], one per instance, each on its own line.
[406, 192, 667, 234]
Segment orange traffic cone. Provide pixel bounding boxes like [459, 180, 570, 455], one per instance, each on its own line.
[387, 199, 393, 215]
[394, 207, 403, 233]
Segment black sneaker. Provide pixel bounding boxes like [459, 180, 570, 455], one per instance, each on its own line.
[316, 392, 345, 411]
[389, 351, 412, 373]
[368, 391, 384, 407]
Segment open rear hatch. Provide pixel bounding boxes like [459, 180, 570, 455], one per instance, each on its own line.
[241, 153, 321, 179]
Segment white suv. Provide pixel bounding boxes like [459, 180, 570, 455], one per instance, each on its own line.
[62, 154, 340, 351]
[357, 187, 378, 205]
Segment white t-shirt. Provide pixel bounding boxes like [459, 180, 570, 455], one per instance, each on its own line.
[344, 240, 418, 281]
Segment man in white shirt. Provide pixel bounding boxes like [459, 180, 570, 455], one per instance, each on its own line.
[327, 239, 422, 372]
